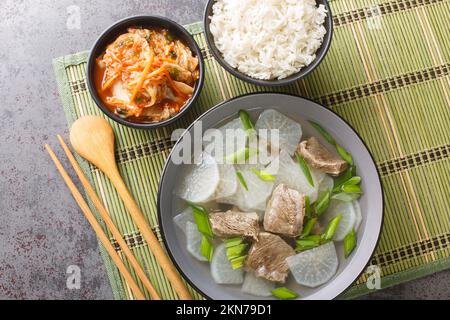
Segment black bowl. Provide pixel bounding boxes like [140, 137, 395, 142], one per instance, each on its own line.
[203, 0, 333, 86]
[87, 15, 205, 129]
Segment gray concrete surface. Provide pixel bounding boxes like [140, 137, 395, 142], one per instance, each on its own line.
[0, 0, 448, 300]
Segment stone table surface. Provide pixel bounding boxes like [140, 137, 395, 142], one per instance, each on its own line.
[0, 0, 448, 300]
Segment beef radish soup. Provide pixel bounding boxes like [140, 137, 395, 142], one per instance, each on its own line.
[173, 109, 363, 299]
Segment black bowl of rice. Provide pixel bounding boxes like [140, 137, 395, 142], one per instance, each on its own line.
[203, 0, 333, 86]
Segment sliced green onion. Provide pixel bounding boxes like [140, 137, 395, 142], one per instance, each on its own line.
[336, 144, 353, 165]
[188, 202, 213, 237]
[295, 235, 321, 252]
[333, 175, 362, 197]
[226, 244, 247, 260]
[309, 121, 336, 145]
[246, 128, 257, 140]
[230, 255, 247, 269]
[313, 190, 331, 216]
[239, 110, 255, 131]
[295, 152, 314, 187]
[351, 165, 357, 176]
[224, 237, 243, 248]
[251, 168, 276, 182]
[343, 176, 361, 185]
[341, 184, 362, 194]
[271, 287, 299, 300]
[186, 200, 203, 211]
[225, 148, 247, 163]
[200, 235, 214, 262]
[309, 121, 354, 165]
[321, 214, 342, 242]
[331, 192, 361, 202]
[333, 167, 354, 190]
[300, 218, 317, 238]
[225, 147, 259, 164]
[302, 234, 322, 242]
[296, 241, 320, 252]
[236, 171, 249, 191]
[344, 228, 357, 258]
[225, 237, 248, 268]
[304, 195, 312, 219]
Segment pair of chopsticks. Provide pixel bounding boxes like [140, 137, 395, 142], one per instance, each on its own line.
[45, 136, 160, 300]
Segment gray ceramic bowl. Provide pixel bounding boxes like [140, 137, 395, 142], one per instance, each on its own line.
[203, 0, 333, 86]
[87, 15, 204, 129]
[158, 93, 383, 300]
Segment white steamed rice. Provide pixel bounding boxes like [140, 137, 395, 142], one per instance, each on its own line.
[209, 0, 327, 80]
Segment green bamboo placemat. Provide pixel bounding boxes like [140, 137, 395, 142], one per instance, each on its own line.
[53, 0, 450, 300]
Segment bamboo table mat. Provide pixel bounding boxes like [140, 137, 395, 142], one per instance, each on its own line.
[53, 0, 450, 299]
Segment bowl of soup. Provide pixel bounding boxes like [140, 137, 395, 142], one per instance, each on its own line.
[87, 16, 205, 129]
[158, 93, 384, 300]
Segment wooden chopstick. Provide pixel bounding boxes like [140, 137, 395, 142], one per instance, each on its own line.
[56, 135, 161, 300]
[110, 172, 193, 299]
[45, 144, 146, 300]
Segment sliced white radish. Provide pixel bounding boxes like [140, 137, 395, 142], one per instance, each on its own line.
[186, 222, 207, 262]
[211, 243, 244, 284]
[204, 118, 247, 162]
[311, 168, 326, 203]
[173, 207, 194, 234]
[241, 272, 276, 297]
[265, 150, 320, 202]
[247, 134, 276, 166]
[320, 199, 356, 241]
[214, 164, 238, 199]
[318, 174, 334, 194]
[352, 200, 362, 231]
[255, 109, 302, 155]
[216, 192, 243, 208]
[286, 242, 339, 288]
[218, 165, 274, 212]
[176, 153, 220, 203]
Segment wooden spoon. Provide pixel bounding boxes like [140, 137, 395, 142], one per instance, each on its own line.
[70, 115, 192, 300]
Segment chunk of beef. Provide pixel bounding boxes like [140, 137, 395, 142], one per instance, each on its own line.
[297, 137, 348, 175]
[245, 232, 295, 282]
[264, 184, 305, 237]
[209, 210, 259, 240]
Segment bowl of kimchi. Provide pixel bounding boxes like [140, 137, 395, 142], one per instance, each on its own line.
[87, 15, 204, 129]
